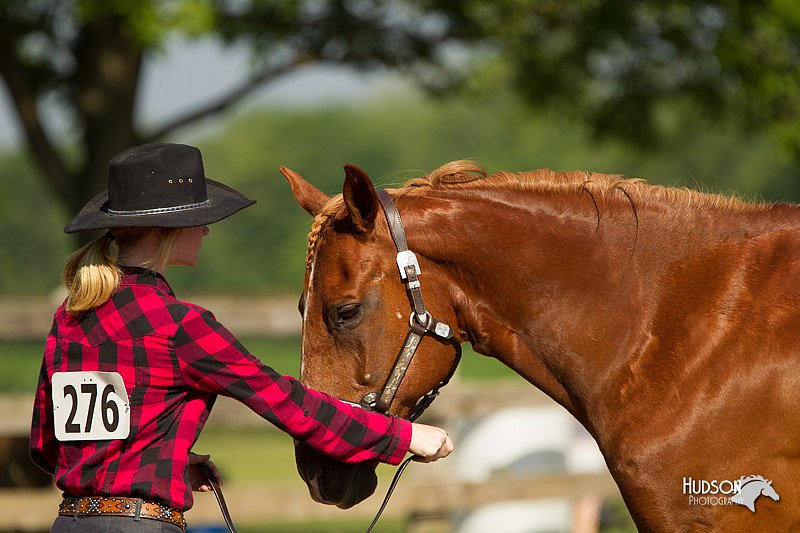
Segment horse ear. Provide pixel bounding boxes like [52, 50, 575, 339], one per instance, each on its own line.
[342, 164, 379, 233]
[280, 165, 330, 216]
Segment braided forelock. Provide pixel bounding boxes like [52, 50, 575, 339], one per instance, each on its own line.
[305, 195, 346, 271]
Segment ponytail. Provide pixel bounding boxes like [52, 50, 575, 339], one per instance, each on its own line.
[64, 232, 120, 315]
[63, 227, 181, 315]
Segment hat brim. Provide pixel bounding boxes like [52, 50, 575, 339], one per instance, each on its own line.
[64, 179, 256, 233]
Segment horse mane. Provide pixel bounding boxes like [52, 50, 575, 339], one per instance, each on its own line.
[398, 160, 760, 214]
[304, 160, 769, 270]
[739, 474, 770, 486]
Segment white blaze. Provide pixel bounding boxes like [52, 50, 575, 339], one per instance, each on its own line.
[300, 260, 315, 380]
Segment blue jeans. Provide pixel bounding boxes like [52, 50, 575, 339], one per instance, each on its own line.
[51, 515, 183, 532]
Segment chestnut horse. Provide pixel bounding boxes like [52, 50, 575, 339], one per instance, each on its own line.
[282, 160, 800, 531]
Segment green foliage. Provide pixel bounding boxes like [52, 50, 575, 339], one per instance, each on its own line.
[75, 0, 216, 45]
[0, 155, 70, 294]
[0, 0, 475, 223]
[0, 340, 45, 393]
[461, 1, 800, 156]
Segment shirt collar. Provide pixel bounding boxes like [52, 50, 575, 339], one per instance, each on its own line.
[119, 266, 175, 297]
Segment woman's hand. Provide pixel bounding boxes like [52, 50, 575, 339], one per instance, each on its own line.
[408, 423, 454, 463]
[188, 452, 223, 492]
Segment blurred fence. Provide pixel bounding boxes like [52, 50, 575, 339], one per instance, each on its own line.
[0, 294, 301, 340]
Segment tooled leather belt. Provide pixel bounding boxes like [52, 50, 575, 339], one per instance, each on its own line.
[58, 496, 187, 531]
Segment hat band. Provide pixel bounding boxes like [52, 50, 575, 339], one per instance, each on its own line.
[107, 199, 210, 217]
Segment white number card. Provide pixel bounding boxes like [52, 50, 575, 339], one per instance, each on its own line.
[52, 371, 130, 441]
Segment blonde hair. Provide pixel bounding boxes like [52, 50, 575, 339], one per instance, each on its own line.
[64, 227, 181, 315]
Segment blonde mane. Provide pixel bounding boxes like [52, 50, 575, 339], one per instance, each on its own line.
[305, 160, 765, 270]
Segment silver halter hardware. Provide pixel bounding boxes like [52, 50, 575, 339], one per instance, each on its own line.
[355, 189, 462, 421]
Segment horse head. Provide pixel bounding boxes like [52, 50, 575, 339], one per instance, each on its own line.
[734, 475, 781, 513]
[282, 164, 462, 508]
[761, 479, 780, 502]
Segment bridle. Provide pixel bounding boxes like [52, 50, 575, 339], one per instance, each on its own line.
[361, 189, 462, 533]
[353, 189, 462, 422]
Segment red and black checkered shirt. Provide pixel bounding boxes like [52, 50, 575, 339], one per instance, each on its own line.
[31, 267, 411, 511]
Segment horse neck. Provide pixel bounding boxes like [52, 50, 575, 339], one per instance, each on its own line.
[401, 188, 776, 429]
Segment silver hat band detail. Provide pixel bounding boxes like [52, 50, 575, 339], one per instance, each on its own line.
[107, 199, 210, 216]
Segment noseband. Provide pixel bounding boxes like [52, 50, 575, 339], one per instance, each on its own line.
[354, 189, 462, 422]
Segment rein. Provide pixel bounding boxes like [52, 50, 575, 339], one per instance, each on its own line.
[362, 189, 463, 532]
[198, 462, 237, 533]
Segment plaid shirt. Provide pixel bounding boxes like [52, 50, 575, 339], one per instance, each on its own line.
[31, 267, 411, 511]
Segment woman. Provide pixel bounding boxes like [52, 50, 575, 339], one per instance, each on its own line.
[31, 143, 453, 532]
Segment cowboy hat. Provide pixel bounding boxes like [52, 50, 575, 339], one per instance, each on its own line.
[65, 143, 255, 233]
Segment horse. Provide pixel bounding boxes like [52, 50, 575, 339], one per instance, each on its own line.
[732, 475, 781, 513]
[281, 160, 800, 531]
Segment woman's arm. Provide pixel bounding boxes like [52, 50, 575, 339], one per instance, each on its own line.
[172, 306, 414, 465]
[30, 345, 57, 474]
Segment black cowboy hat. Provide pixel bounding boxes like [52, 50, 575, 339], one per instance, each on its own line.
[65, 143, 255, 233]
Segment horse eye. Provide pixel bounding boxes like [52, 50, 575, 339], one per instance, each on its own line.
[298, 293, 306, 315]
[330, 303, 363, 328]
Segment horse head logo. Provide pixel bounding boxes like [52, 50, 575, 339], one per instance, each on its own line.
[732, 475, 780, 512]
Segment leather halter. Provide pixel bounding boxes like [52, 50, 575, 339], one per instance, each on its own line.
[356, 189, 462, 422]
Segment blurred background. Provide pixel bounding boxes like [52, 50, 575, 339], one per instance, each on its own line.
[1, 1, 799, 531]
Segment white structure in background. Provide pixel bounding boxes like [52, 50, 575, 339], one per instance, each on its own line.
[457, 499, 573, 533]
[448, 405, 607, 533]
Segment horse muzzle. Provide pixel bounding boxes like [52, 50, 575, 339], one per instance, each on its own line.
[294, 441, 379, 509]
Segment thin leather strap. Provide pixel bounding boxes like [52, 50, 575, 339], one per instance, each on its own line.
[198, 462, 237, 533]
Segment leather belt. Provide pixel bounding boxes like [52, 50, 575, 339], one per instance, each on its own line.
[58, 496, 187, 531]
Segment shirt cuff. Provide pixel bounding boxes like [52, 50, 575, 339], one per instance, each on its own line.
[384, 416, 413, 465]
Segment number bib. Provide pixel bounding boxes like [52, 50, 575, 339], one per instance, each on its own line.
[52, 371, 131, 441]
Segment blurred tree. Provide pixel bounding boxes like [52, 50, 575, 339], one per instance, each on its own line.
[461, 0, 800, 154]
[1, 0, 798, 242]
[0, 0, 479, 241]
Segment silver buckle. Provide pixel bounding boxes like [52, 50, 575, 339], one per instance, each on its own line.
[396, 250, 421, 280]
[410, 311, 430, 327]
[434, 321, 451, 338]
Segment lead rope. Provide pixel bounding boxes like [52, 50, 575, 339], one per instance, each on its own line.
[365, 455, 415, 533]
[197, 462, 237, 533]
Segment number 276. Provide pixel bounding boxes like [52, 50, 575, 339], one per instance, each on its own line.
[63, 383, 120, 433]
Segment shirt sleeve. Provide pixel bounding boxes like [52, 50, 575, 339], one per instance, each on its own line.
[172, 306, 411, 465]
[30, 330, 57, 475]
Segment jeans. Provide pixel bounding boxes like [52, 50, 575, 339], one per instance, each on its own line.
[51, 515, 183, 532]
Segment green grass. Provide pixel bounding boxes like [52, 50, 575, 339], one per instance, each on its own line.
[194, 427, 400, 485]
[193, 428, 299, 484]
[0, 340, 44, 394]
[0, 336, 518, 394]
